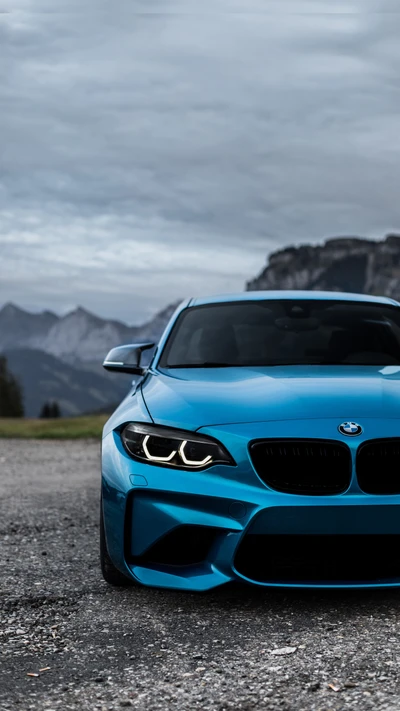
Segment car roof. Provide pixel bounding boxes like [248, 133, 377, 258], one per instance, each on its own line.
[189, 290, 400, 308]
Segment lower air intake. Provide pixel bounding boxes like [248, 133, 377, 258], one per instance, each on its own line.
[234, 534, 400, 583]
[136, 525, 218, 567]
[249, 439, 352, 495]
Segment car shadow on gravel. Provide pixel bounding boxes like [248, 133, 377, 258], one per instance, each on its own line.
[107, 578, 400, 613]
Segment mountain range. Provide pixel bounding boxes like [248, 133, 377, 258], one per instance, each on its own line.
[0, 302, 178, 416]
[0, 302, 178, 364]
[2, 233, 400, 416]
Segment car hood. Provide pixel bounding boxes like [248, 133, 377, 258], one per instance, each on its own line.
[141, 365, 400, 430]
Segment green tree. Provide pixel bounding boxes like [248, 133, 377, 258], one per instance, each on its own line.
[40, 401, 61, 418]
[39, 402, 51, 418]
[50, 401, 61, 418]
[0, 356, 24, 417]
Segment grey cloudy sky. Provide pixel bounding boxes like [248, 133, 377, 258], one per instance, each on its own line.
[1, 0, 400, 323]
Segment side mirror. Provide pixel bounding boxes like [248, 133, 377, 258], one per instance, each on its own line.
[103, 342, 155, 375]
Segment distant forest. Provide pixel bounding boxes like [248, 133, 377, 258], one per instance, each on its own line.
[0, 356, 24, 417]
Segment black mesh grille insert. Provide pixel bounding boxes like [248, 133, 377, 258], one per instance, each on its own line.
[249, 439, 352, 495]
[357, 439, 400, 494]
[235, 534, 400, 583]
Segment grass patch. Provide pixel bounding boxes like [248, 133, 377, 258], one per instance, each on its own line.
[0, 415, 109, 439]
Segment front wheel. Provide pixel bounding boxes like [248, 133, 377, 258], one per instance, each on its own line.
[100, 499, 135, 587]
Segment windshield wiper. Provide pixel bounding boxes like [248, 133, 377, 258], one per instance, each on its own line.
[166, 362, 239, 368]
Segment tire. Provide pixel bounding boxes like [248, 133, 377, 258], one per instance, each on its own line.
[100, 498, 135, 587]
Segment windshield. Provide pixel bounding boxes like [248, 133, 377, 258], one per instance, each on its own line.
[158, 300, 400, 368]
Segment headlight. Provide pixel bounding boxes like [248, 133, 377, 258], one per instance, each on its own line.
[121, 423, 234, 470]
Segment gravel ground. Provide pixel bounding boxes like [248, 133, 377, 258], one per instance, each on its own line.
[1, 439, 400, 711]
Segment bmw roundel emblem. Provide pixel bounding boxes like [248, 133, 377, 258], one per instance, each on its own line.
[338, 421, 363, 437]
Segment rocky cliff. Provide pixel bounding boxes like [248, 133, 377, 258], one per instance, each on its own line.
[246, 235, 400, 299]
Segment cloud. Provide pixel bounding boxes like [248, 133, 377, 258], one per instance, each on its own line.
[0, 0, 400, 322]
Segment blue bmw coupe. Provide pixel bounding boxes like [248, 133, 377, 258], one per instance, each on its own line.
[101, 291, 400, 590]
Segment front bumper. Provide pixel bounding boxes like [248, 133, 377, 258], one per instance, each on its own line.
[101, 418, 400, 590]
